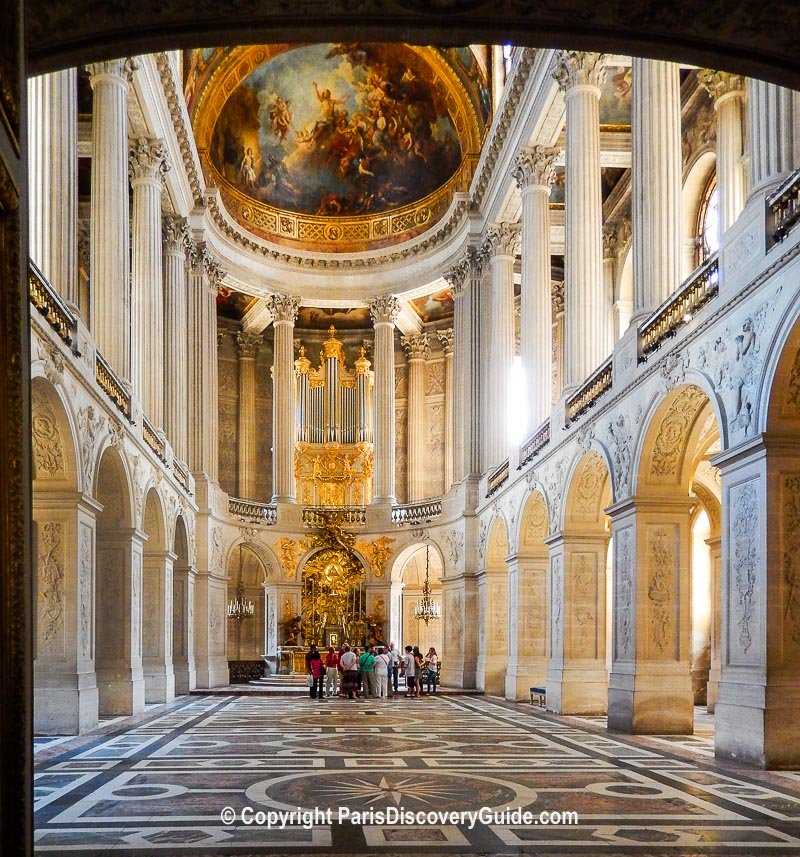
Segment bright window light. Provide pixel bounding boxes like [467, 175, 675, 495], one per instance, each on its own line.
[508, 355, 528, 446]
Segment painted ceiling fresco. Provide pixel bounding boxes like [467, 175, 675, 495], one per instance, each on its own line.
[189, 44, 488, 251]
[411, 287, 454, 323]
[599, 66, 632, 126]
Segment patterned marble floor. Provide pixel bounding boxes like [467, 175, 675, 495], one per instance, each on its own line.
[34, 694, 800, 855]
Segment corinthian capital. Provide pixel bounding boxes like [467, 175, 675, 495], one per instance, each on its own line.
[401, 333, 430, 361]
[86, 57, 139, 85]
[513, 146, 561, 191]
[236, 331, 263, 358]
[128, 137, 170, 184]
[437, 328, 454, 355]
[267, 294, 300, 324]
[553, 51, 607, 92]
[443, 257, 471, 294]
[482, 222, 520, 259]
[697, 69, 745, 104]
[162, 215, 190, 253]
[369, 295, 401, 326]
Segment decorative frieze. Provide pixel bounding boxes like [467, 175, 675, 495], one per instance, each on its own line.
[730, 480, 758, 658]
[647, 527, 674, 655]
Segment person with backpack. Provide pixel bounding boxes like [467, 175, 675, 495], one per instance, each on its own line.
[359, 644, 377, 698]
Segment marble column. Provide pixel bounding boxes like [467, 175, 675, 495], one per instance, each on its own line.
[369, 295, 401, 503]
[187, 243, 224, 481]
[607, 498, 695, 733]
[163, 216, 189, 462]
[505, 552, 548, 701]
[699, 71, 746, 233]
[401, 333, 430, 502]
[444, 258, 469, 483]
[28, 70, 79, 311]
[172, 561, 196, 694]
[438, 328, 455, 492]
[513, 146, 558, 431]
[268, 295, 300, 503]
[705, 535, 722, 712]
[482, 223, 519, 466]
[142, 548, 175, 704]
[129, 137, 169, 426]
[602, 224, 618, 355]
[747, 78, 798, 195]
[87, 59, 136, 380]
[554, 51, 607, 386]
[631, 58, 682, 319]
[236, 331, 262, 500]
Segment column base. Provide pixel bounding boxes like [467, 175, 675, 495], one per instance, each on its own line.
[174, 665, 196, 695]
[441, 661, 476, 690]
[34, 684, 98, 735]
[195, 657, 230, 689]
[477, 654, 507, 696]
[547, 664, 608, 715]
[505, 660, 547, 702]
[706, 665, 721, 713]
[143, 665, 175, 704]
[97, 666, 146, 717]
[715, 681, 800, 768]
[608, 668, 693, 734]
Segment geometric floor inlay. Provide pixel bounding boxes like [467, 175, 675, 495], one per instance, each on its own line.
[34, 694, 800, 854]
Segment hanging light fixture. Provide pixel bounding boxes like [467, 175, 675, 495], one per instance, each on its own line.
[227, 545, 255, 623]
[413, 544, 441, 625]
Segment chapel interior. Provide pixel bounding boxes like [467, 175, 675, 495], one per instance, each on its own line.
[13, 24, 800, 857]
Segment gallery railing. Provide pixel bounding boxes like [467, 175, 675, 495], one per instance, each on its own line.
[301, 506, 367, 526]
[95, 351, 132, 421]
[228, 497, 278, 525]
[172, 457, 191, 495]
[519, 420, 551, 469]
[391, 498, 443, 526]
[28, 261, 78, 351]
[486, 459, 510, 498]
[566, 357, 613, 425]
[638, 253, 719, 362]
[768, 167, 800, 245]
[142, 415, 166, 462]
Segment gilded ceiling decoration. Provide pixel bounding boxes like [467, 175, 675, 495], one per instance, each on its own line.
[189, 43, 488, 252]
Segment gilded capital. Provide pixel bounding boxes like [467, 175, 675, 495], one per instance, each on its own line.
[128, 137, 170, 184]
[369, 294, 401, 326]
[553, 51, 607, 93]
[162, 215, 190, 254]
[267, 294, 300, 324]
[236, 331, 262, 359]
[482, 222, 520, 259]
[697, 69, 745, 104]
[437, 328, 455, 355]
[401, 333, 430, 361]
[513, 146, 561, 191]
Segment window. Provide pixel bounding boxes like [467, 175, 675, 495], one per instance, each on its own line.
[502, 44, 514, 77]
[697, 174, 719, 265]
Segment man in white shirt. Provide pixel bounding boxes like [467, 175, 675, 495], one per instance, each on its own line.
[387, 642, 399, 695]
[402, 645, 416, 698]
[373, 646, 391, 699]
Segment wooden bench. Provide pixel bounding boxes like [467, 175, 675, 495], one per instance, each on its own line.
[530, 686, 546, 707]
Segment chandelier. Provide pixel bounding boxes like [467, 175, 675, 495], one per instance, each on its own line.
[413, 545, 441, 625]
[227, 545, 255, 623]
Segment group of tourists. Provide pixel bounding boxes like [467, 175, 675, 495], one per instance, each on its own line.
[306, 641, 439, 700]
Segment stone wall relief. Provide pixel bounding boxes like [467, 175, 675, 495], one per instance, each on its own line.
[210, 525, 224, 575]
[544, 460, 567, 534]
[31, 384, 66, 479]
[477, 518, 488, 564]
[445, 527, 464, 572]
[615, 527, 633, 660]
[445, 589, 463, 653]
[551, 554, 563, 658]
[37, 521, 65, 655]
[730, 480, 759, 662]
[647, 527, 675, 657]
[354, 535, 395, 580]
[607, 414, 633, 499]
[131, 551, 142, 658]
[649, 385, 707, 482]
[783, 475, 800, 650]
[783, 347, 800, 416]
[573, 451, 606, 519]
[79, 523, 93, 660]
[570, 552, 597, 658]
[77, 404, 105, 494]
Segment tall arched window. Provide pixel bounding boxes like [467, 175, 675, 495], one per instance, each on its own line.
[697, 173, 719, 265]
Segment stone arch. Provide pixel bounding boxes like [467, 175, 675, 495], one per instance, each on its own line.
[477, 515, 509, 696]
[548, 450, 612, 715]
[762, 295, 800, 438]
[393, 541, 444, 658]
[226, 541, 271, 661]
[681, 150, 716, 279]
[172, 512, 195, 694]
[31, 376, 79, 490]
[94, 444, 143, 717]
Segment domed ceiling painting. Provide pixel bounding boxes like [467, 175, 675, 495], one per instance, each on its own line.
[188, 44, 489, 252]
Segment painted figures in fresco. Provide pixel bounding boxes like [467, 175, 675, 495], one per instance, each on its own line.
[210, 43, 463, 217]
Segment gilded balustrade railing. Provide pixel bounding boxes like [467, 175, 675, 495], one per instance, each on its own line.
[172, 458, 191, 494]
[95, 351, 132, 421]
[142, 415, 166, 462]
[519, 420, 551, 469]
[638, 253, 719, 362]
[391, 498, 443, 526]
[301, 506, 367, 526]
[768, 168, 800, 244]
[566, 358, 613, 425]
[486, 459, 510, 498]
[28, 261, 78, 350]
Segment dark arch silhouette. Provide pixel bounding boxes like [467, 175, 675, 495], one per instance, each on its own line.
[25, 0, 800, 88]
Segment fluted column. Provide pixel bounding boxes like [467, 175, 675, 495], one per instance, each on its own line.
[369, 296, 401, 503]
[129, 138, 169, 426]
[513, 146, 558, 430]
[268, 295, 300, 503]
[699, 71, 746, 233]
[747, 78, 798, 195]
[401, 333, 430, 502]
[631, 58, 682, 319]
[187, 243, 224, 481]
[236, 332, 262, 500]
[87, 59, 136, 379]
[551, 282, 565, 401]
[163, 216, 189, 461]
[483, 223, 519, 466]
[28, 70, 79, 310]
[555, 51, 607, 387]
[438, 329, 455, 492]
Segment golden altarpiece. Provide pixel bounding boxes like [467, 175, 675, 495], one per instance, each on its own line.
[293, 326, 374, 507]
